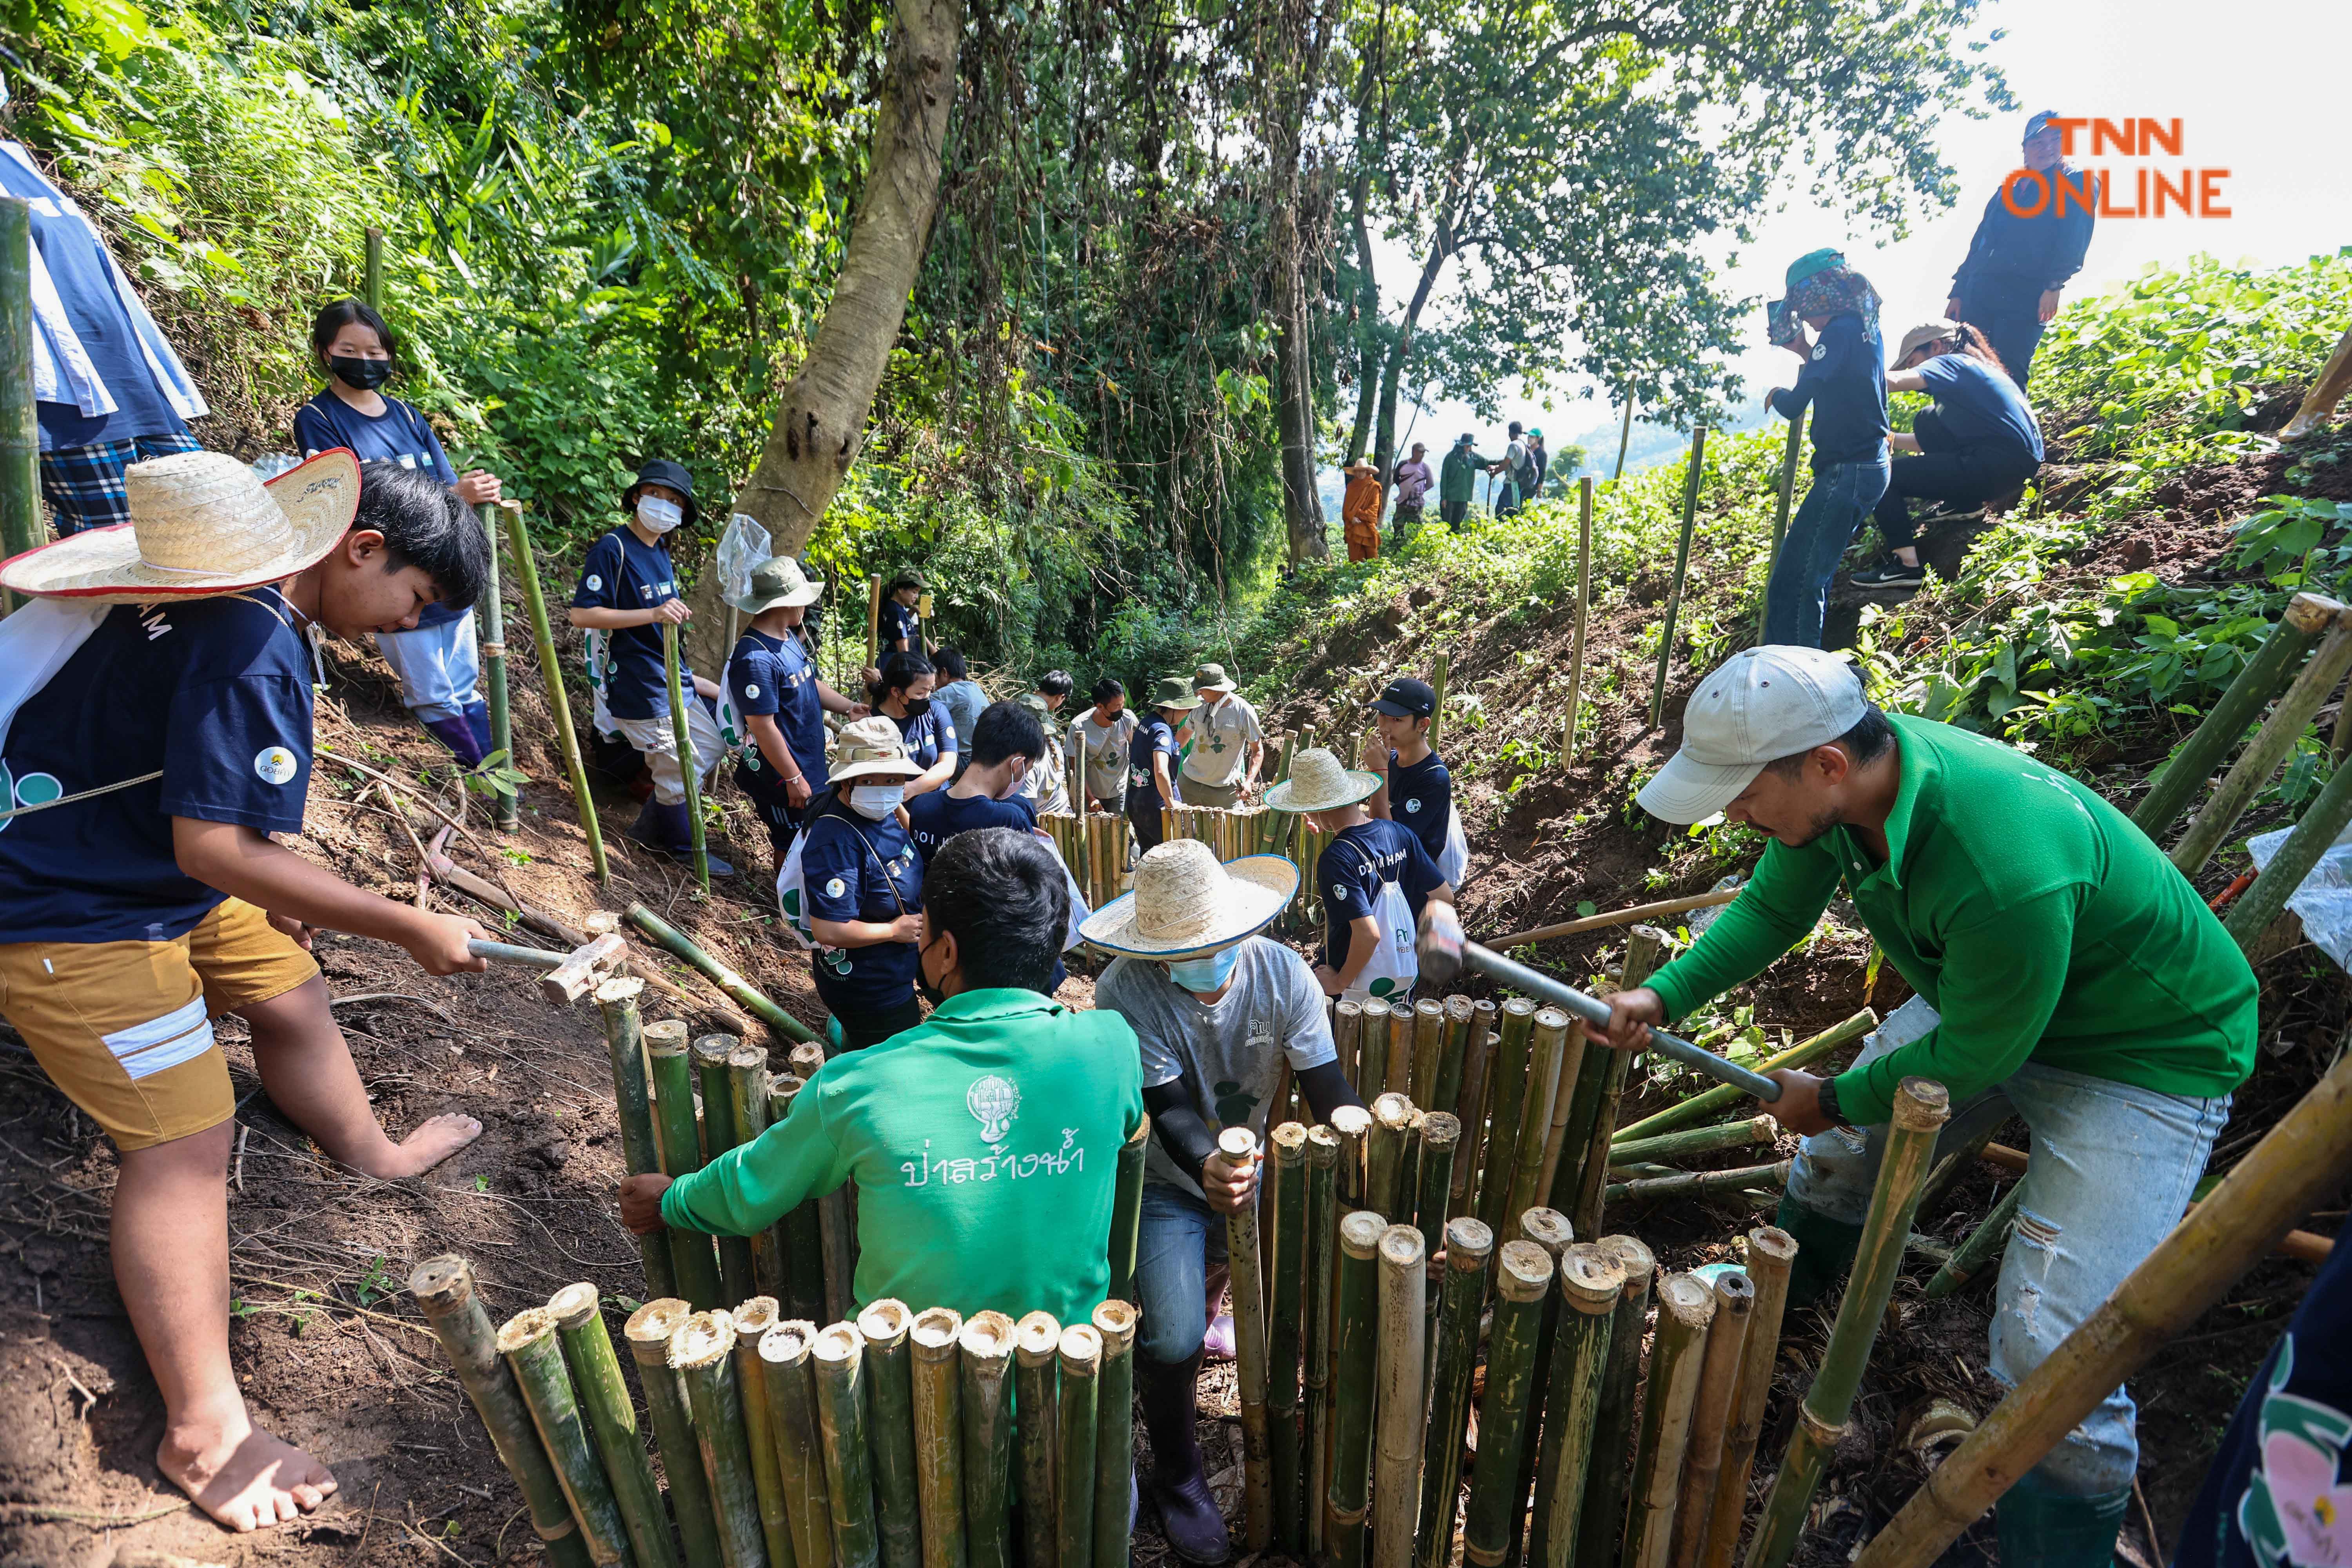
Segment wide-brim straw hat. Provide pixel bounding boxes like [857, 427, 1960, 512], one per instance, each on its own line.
[1079, 839, 1299, 960]
[738, 555, 824, 613]
[0, 448, 361, 603]
[831, 715, 925, 783]
[1261, 746, 1381, 814]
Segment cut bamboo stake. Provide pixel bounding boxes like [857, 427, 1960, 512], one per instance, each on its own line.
[1563, 477, 1593, 763]
[1361, 1001, 1394, 1100]
[1506, 1207, 1581, 1564]
[858, 1301, 922, 1568]
[759, 1319, 837, 1568]
[815, 1321, 884, 1568]
[1057, 1324, 1103, 1568]
[1671, 1273, 1756, 1568]
[2174, 613, 2352, 875]
[1013, 1313, 1061, 1568]
[1304, 1128, 1341, 1563]
[1367, 1094, 1414, 1218]
[0, 199, 39, 618]
[1329, 1211, 1387, 1568]
[1270, 1122, 1311, 1551]
[1847, 1037, 2352, 1568]
[768, 1079, 827, 1325]
[1746, 1078, 1951, 1568]
[1610, 1116, 1778, 1168]
[1924, 1181, 2025, 1299]
[1528, 1244, 1629, 1568]
[1091, 1302, 1136, 1568]
[548, 1284, 680, 1568]
[1387, 1007, 1416, 1102]
[696, 1034, 759, 1305]
[726, 1047, 784, 1302]
[1613, 1010, 1875, 1145]
[501, 504, 608, 881]
[1452, 1005, 1499, 1217]
[1434, 995, 1474, 1118]
[1332, 1103, 1373, 1210]
[1529, 1007, 1584, 1218]
[1374, 1224, 1431, 1568]
[595, 980, 678, 1299]
[1506, 1009, 1568, 1238]
[1429, 652, 1452, 748]
[1410, 998, 1447, 1107]
[647, 1020, 726, 1310]
[1575, 1236, 1657, 1568]
[1699, 1229, 1799, 1568]
[1417, 1218, 1496, 1568]
[1491, 888, 1744, 953]
[1413, 1114, 1461, 1258]
[474, 502, 519, 828]
[1111, 1115, 1149, 1304]
[866, 575, 882, 669]
[626, 902, 819, 1045]
[792, 1050, 856, 1324]
[909, 1308, 967, 1568]
[725, 1298, 793, 1568]
[1622, 1276, 1717, 1568]
[668, 1311, 767, 1568]
[1475, 999, 1541, 1236]
[1223, 1126, 1275, 1550]
[1651, 427, 1710, 728]
[628, 1299, 728, 1568]
[1461, 1236, 1556, 1567]
[661, 621, 712, 892]
[498, 1307, 635, 1567]
[410, 1258, 597, 1568]
[1607, 1161, 1793, 1205]
[1756, 413, 1805, 640]
[1335, 1001, 1365, 1088]
[959, 1312, 1017, 1568]
[1571, 928, 1665, 1236]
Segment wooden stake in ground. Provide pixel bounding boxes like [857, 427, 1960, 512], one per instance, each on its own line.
[1304, 1127, 1342, 1562]
[593, 980, 678, 1299]
[1475, 999, 1541, 1237]
[409, 1258, 597, 1568]
[626, 1299, 728, 1568]
[1329, 1210, 1388, 1568]
[1373, 1223, 1431, 1568]
[1332, 1103, 1373, 1212]
[1623, 1274, 1717, 1568]
[1413, 1114, 1461, 1258]
[1091, 1301, 1137, 1568]
[958, 1311, 1018, 1568]
[1417, 1218, 1496, 1568]
[768, 1078, 828, 1325]
[668, 1310, 768, 1568]
[2171, 604, 2352, 876]
[1698, 1228, 1799, 1568]
[724, 1297, 794, 1568]
[726, 1046, 785, 1301]
[1110, 1115, 1150, 1304]
[1745, 1078, 1950, 1568]
[760, 1319, 838, 1568]
[1671, 1272, 1756, 1568]
[909, 1308, 967, 1568]
[1451, 1004, 1498, 1218]
[694, 1033, 759, 1304]
[499, 503, 609, 881]
[1222, 1125, 1276, 1550]
[1506, 1007, 1569, 1236]
[1564, 477, 1593, 764]
[474, 501, 519, 829]
[497, 1306, 636, 1568]
[1651, 426, 1710, 728]
[1269, 1122, 1311, 1551]
[1505, 1207, 1581, 1560]
[1433, 994, 1475, 1118]
[1575, 1235, 1658, 1568]
[661, 621, 712, 892]
[1571, 927, 1666, 1236]
[1361, 1001, 1394, 1100]
[1528, 1243, 1630, 1568]
[546, 1284, 680, 1568]
[1428, 651, 1451, 748]
[646, 1019, 726, 1310]
[1013, 1312, 1061, 1568]
[1410, 998, 1447, 1107]
[1334, 999, 1365, 1086]
[1756, 414, 1805, 640]
[1056, 1323, 1103, 1568]
[1529, 1007, 1585, 1218]
[815, 1320, 885, 1568]
[1367, 1093, 1414, 1219]
[858, 1299, 923, 1568]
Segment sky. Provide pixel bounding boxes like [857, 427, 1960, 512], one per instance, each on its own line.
[1352, 0, 2352, 483]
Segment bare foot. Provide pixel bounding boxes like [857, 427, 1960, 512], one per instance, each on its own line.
[159, 1413, 338, 1532]
[345, 1112, 483, 1180]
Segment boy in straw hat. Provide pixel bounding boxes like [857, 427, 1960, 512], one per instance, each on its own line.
[718, 554, 868, 870]
[0, 453, 497, 1532]
[1083, 838, 1365, 1563]
[1263, 745, 1454, 1004]
[1128, 675, 1195, 855]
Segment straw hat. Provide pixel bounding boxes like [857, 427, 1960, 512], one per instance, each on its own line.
[1261, 746, 1381, 814]
[1149, 675, 1202, 712]
[737, 555, 824, 613]
[831, 715, 924, 783]
[1079, 839, 1300, 959]
[0, 448, 361, 603]
[1192, 662, 1238, 694]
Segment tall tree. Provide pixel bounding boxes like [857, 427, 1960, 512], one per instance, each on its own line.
[1262, 0, 1334, 564]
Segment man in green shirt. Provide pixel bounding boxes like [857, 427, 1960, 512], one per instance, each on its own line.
[621, 828, 1145, 1329]
[1589, 645, 2254, 1568]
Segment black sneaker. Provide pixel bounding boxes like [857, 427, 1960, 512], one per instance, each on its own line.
[1851, 558, 1926, 588]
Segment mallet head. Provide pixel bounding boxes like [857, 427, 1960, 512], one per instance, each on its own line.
[541, 932, 628, 1005]
[1417, 901, 1467, 987]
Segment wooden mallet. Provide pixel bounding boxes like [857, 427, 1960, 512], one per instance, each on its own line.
[466, 932, 629, 1005]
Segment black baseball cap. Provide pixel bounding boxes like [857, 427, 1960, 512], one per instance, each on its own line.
[623, 458, 699, 527]
[1370, 677, 1436, 719]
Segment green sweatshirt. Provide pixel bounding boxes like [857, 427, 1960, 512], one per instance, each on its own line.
[661, 988, 1145, 1328]
[1646, 715, 2256, 1127]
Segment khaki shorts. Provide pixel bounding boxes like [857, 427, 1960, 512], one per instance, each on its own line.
[1178, 775, 1243, 808]
[0, 899, 320, 1151]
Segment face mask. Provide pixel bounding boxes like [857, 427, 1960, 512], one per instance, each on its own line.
[917, 935, 950, 1008]
[1167, 946, 1240, 994]
[636, 496, 684, 533]
[902, 697, 932, 719]
[328, 354, 391, 391]
[996, 757, 1030, 799]
[849, 784, 905, 819]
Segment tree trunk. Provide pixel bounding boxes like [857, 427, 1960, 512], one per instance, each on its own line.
[1344, 171, 1380, 467]
[1267, 0, 1325, 566]
[1372, 204, 1454, 484]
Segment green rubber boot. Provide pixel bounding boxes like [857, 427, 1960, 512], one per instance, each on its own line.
[1775, 1194, 1865, 1310]
[1994, 1474, 2130, 1568]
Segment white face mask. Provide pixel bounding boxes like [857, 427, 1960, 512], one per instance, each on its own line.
[849, 784, 906, 820]
[636, 496, 684, 534]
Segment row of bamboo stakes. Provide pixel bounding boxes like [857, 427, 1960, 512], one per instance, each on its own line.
[1041, 811, 1131, 915]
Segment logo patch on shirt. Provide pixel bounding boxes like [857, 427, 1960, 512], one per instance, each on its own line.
[254, 746, 299, 786]
[745, 683, 760, 698]
[584, 573, 603, 592]
[1331, 884, 1350, 904]
[967, 1074, 1021, 1142]
[1405, 797, 1422, 813]
[1811, 343, 1826, 361]
[825, 877, 848, 899]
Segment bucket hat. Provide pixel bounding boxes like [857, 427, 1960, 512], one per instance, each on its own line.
[1894, 319, 1964, 365]
[1261, 746, 1382, 814]
[831, 715, 925, 783]
[622, 459, 698, 528]
[738, 555, 824, 613]
[1192, 662, 1238, 694]
[1150, 676, 1203, 712]
[1078, 839, 1299, 959]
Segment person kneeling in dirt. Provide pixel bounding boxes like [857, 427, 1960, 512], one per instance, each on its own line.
[624, 827, 1144, 1328]
[0, 453, 495, 1534]
[1086, 840, 1362, 1564]
[1588, 645, 2255, 1568]
[1265, 746, 1454, 1006]
[720, 555, 867, 872]
[1850, 319, 2044, 590]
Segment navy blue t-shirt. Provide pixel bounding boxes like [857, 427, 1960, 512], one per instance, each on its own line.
[1317, 819, 1444, 975]
[1768, 312, 1889, 472]
[1386, 750, 1453, 865]
[894, 705, 957, 770]
[1915, 355, 2044, 463]
[801, 804, 924, 1012]
[724, 629, 827, 802]
[904, 788, 1038, 860]
[571, 527, 682, 721]
[0, 592, 313, 943]
[293, 391, 466, 626]
[1127, 717, 1179, 820]
[881, 599, 922, 652]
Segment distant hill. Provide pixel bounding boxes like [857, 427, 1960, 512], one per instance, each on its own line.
[1564, 395, 1778, 477]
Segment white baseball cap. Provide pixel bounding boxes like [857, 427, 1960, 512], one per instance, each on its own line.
[1637, 646, 1870, 824]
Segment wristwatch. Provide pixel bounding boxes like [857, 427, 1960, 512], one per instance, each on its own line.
[1815, 1076, 1850, 1129]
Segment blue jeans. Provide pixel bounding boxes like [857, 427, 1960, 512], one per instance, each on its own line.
[1788, 997, 2231, 1495]
[1762, 455, 1891, 648]
[1135, 1181, 1228, 1366]
[373, 614, 481, 723]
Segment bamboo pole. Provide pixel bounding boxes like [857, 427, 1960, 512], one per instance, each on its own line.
[1505, 1009, 1568, 1238]
[1528, 1245, 1629, 1568]
[2226, 745, 2352, 949]
[1220, 1125, 1275, 1550]
[815, 1321, 884, 1568]
[1745, 1078, 1950, 1568]
[1387, 1006, 1416, 1101]
[1090, 1302, 1136, 1568]
[1433, 995, 1474, 1118]
[1651, 427, 1709, 728]
[501, 505, 608, 880]
[1332, 1104, 1373, 1211]
[758, 1319, 837, 1568]
[595, 980, 678, 1299]
[1417, 1218, 1496, 1568]
[1574, 1236, 1657, 1568]
[1413, 1114, 1461, 1258]
[627, 1300, 728, 1568]
[1428, 652, 1452, 748]
[1610, 1116, 1778, 1168]
[1529, 1009, 1585, 1219]
[1373, 1223, 1430, 1568]
[648, 1020, 726, 1310]
[1452, 1005, 1498, 1218]
[1304, 1127, 1341, 1563]
[1399, 1108, 1426, 1252]
[1506, 1207, 1580, 1566]
[1670, 1274, 1755, 1568]
[1475, 999, 1541, 1236]
[2174, 613, 2352, 875]
[1613, 1010, 1874, 1144]
[409, 1259, 597, 1568]
[497, 1307, 635, 1567]
[908, 1308, 967, 1568]
[768, 1080, 827, 1324]
[1361, 1001, 1394, 1100]
[1459, 1236, 1554, 1566]
[1013, 1313, 1061, 1568]
[1621, 1276, 1717, 1568]
[724, 1047, 786, 1303]
[1698, 1229, 1798, 1568]
[1056, 1323, 1103, 1568]
[474, 502, 519, 827]
[1838, 1069, 2352, 1562]
[626, 903, 819, 1045]
[1571, 928, 1665, 1236]
[668, 1311, 768, 1568]
[1269, 1122, 1311, 1551]
[661, 622, 712, 891]
[1563, 477, 1593, 764]
[1336, 1001, 1365, 1089]
[363, 223, 383, 309]
[696, 1035, 759, 1305]
[1110, 1115, 1149, 1304]
[1329, 1211, 1388, 1568]
[1923, 1181, 2025, 1299]
[1606, 1161, 1792, 1205]
[959, 1312, 1017, 1568]
[857, 1300, 922, 1568]
[724, 1298, 793, 1568]
[1367, 1094, 1414, 1218]
[548, 1284, 681, 1568]
[1491, 888, 1744, 953]
[1756, 414, 1805, 640]
[1410, 999, 1447, 1107]
[866, 575, 882, 669]
[0, 200, 35, 618]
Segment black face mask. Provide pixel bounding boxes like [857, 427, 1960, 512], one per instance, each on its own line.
[917, 935, 950, 1009]
[902, 697, 932, 719]
[328, 354, 392, 391]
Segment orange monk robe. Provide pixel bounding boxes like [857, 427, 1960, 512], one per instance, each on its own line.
[1342, 468, 1383, 562]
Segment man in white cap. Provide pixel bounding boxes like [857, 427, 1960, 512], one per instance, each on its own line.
[1176, 661, 1263, 807]
[0, 454, 496, 1533]
[1586, 644, 2255, 1567]
[1085, 840, 1363, 1563]
[1265, 745, 1454, 1004]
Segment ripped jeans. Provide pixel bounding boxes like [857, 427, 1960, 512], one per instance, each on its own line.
[1788, 996, 2232, 1496]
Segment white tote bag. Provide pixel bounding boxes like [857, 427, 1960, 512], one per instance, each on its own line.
[1437, 804, 1470, 886]
[1335, 842, 1419, 1004]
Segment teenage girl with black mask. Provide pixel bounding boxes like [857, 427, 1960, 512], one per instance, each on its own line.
[870, 649, 957, 799]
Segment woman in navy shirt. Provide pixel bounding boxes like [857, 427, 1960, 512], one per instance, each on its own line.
[871, 650, 957, 799]
[1853, 320, 2045, 589]
[880, 570, 929, 656]
[800, 718, 929, 1049]
[292, 300, 506, 765]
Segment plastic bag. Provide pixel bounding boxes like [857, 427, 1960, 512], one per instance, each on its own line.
[716, 512, 773, 612]
[2246, 822, 2352, 973]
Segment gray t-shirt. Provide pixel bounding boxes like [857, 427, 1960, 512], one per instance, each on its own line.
[1074, 707, 1138, 804]
[936, 679, 989, 747]
[1179, 693, 1264, 786]
[1096, 936, 1336, 1200]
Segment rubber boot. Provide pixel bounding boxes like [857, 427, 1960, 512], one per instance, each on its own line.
[632, 800, 737, 878]
[422, 712, 487, 768]
[1775, 1193, 1866, 1310]
[462, 700, 495, 762]
[1994, 1474, 2130, 1568]
[1135, 1350, 1232, 1564]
